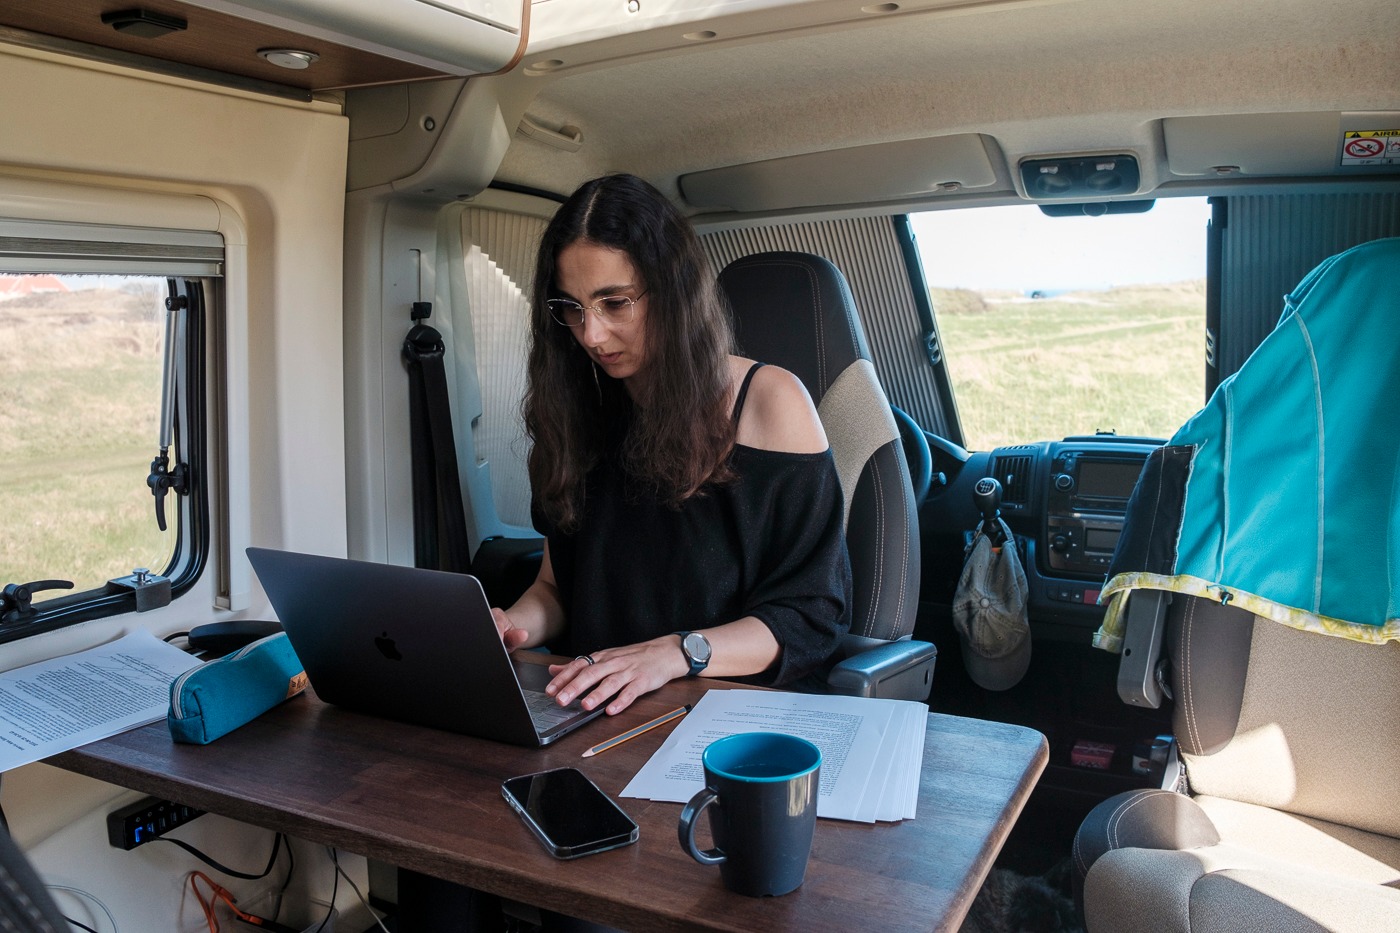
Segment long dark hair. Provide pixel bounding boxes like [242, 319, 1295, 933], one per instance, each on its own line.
[525, 174, 736, 532]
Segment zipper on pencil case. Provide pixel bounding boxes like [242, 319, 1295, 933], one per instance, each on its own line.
[169, 633, 281, 721]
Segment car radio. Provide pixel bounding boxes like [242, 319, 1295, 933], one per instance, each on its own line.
[1044, 444, 1151, 576]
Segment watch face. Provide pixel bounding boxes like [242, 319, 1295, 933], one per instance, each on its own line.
[683, 631, 712, 663]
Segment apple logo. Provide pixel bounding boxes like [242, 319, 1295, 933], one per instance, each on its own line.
[374, 631, 403, 661]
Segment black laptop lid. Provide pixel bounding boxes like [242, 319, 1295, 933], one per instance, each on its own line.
[246, 547, 582, 746]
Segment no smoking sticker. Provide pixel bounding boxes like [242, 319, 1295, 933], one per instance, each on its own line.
[1341, 129, 1400, 166]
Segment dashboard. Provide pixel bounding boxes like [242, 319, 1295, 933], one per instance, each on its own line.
[923, 434, 1163, 640]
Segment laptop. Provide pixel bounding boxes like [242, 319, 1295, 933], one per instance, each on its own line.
[246, 547, 605, 747]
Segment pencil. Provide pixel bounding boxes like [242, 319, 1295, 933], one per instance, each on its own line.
[581, 704, 691, 758]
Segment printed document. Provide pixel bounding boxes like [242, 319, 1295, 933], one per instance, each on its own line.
[0, 630, 201, 772]
[622, 688, 926, 822]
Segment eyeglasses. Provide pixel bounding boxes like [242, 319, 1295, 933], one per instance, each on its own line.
[546, 291, 647, 328]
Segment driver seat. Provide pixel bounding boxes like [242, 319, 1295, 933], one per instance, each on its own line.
[718, 250, 935, 700]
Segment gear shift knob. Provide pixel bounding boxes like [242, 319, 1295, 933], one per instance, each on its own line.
[972, 477, 1007, 547]
[973, 476, 1002, 521]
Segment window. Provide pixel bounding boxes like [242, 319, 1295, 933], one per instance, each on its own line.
[0, 221, 217, 642]
[910, 199, 1211, 450]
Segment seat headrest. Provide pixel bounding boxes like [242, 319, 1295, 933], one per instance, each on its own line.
[718, 251, 873, 404]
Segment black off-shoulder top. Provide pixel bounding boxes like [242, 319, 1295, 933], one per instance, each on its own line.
[537, 365, 852, 686]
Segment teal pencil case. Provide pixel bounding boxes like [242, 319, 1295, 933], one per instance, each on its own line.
[168, 632, 308, 745]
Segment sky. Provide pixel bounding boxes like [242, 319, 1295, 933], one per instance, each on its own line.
[908, 197, 1212, 292]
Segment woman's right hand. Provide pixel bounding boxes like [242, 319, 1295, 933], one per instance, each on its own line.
[492, 607, 532, 652]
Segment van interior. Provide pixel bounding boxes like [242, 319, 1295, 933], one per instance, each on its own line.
[1, 0, 1397, 930]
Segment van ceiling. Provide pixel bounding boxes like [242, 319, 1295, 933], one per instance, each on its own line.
[498, 0, 1400, 212]
[5, 0, 1396, 214]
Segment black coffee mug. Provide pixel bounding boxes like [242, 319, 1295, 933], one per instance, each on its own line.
[677, 732, 821, 897]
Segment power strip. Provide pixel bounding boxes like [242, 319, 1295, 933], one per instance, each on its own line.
[106, 795, 205, 850]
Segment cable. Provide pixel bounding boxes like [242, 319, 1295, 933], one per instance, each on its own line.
[312, 849, 340, 933]
[190, 871, 269, 933]
[48, 885, 119, 933]
[151, 832, 286, 880]
[269, 833, 295, 923]
[328, 849, 390, 933]
[162, 833, 294, 931]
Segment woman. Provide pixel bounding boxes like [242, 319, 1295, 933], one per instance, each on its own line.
[492, 173, 851, 716]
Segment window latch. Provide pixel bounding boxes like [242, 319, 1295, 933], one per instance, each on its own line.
[147, 452, 189, 532]
[0, 579, 75, 625]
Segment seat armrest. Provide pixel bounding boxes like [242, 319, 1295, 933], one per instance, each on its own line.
[825, 640, 936, 701]
[837, 632, 897, 657]
[1117, 590, 1170, 708]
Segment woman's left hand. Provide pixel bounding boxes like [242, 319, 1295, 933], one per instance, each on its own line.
[546, 636, 688, 716]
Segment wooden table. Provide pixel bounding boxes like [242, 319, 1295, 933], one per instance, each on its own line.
[49, 662, 1047, 932]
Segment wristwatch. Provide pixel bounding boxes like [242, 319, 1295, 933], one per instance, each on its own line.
[675, 631, 712, 677]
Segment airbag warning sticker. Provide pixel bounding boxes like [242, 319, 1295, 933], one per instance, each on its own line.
[1341, 130, 1400, 165]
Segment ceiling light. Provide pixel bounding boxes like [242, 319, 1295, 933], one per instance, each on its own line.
[1020, 155, 1140, 199]
[258, 48, 319, 70]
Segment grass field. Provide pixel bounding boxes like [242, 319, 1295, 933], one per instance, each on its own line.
[0, 285, 174, 592]
[932, 281, 1208, 450]
[1, 277, 1207, 594]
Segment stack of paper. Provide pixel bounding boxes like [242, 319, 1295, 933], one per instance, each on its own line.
[0, 631, 201, 772]
[621, 689, 926, 823]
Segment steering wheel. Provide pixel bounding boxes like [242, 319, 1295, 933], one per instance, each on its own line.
[891, 405, 933, 506]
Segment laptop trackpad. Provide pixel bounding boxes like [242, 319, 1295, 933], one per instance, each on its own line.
[513, 657, 556, 693]
[512, 656, 601, 737]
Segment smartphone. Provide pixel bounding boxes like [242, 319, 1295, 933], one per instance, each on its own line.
[501, 762, 638, 857]
[501, 767, 639, 859]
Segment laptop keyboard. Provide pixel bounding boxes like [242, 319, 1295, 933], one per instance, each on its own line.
[523, 688, 581, 729]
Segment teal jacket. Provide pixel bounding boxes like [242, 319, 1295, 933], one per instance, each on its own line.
[1097, 237, 1400, 650]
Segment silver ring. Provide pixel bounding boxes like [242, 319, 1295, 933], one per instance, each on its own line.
[576, 654, 595, 665]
